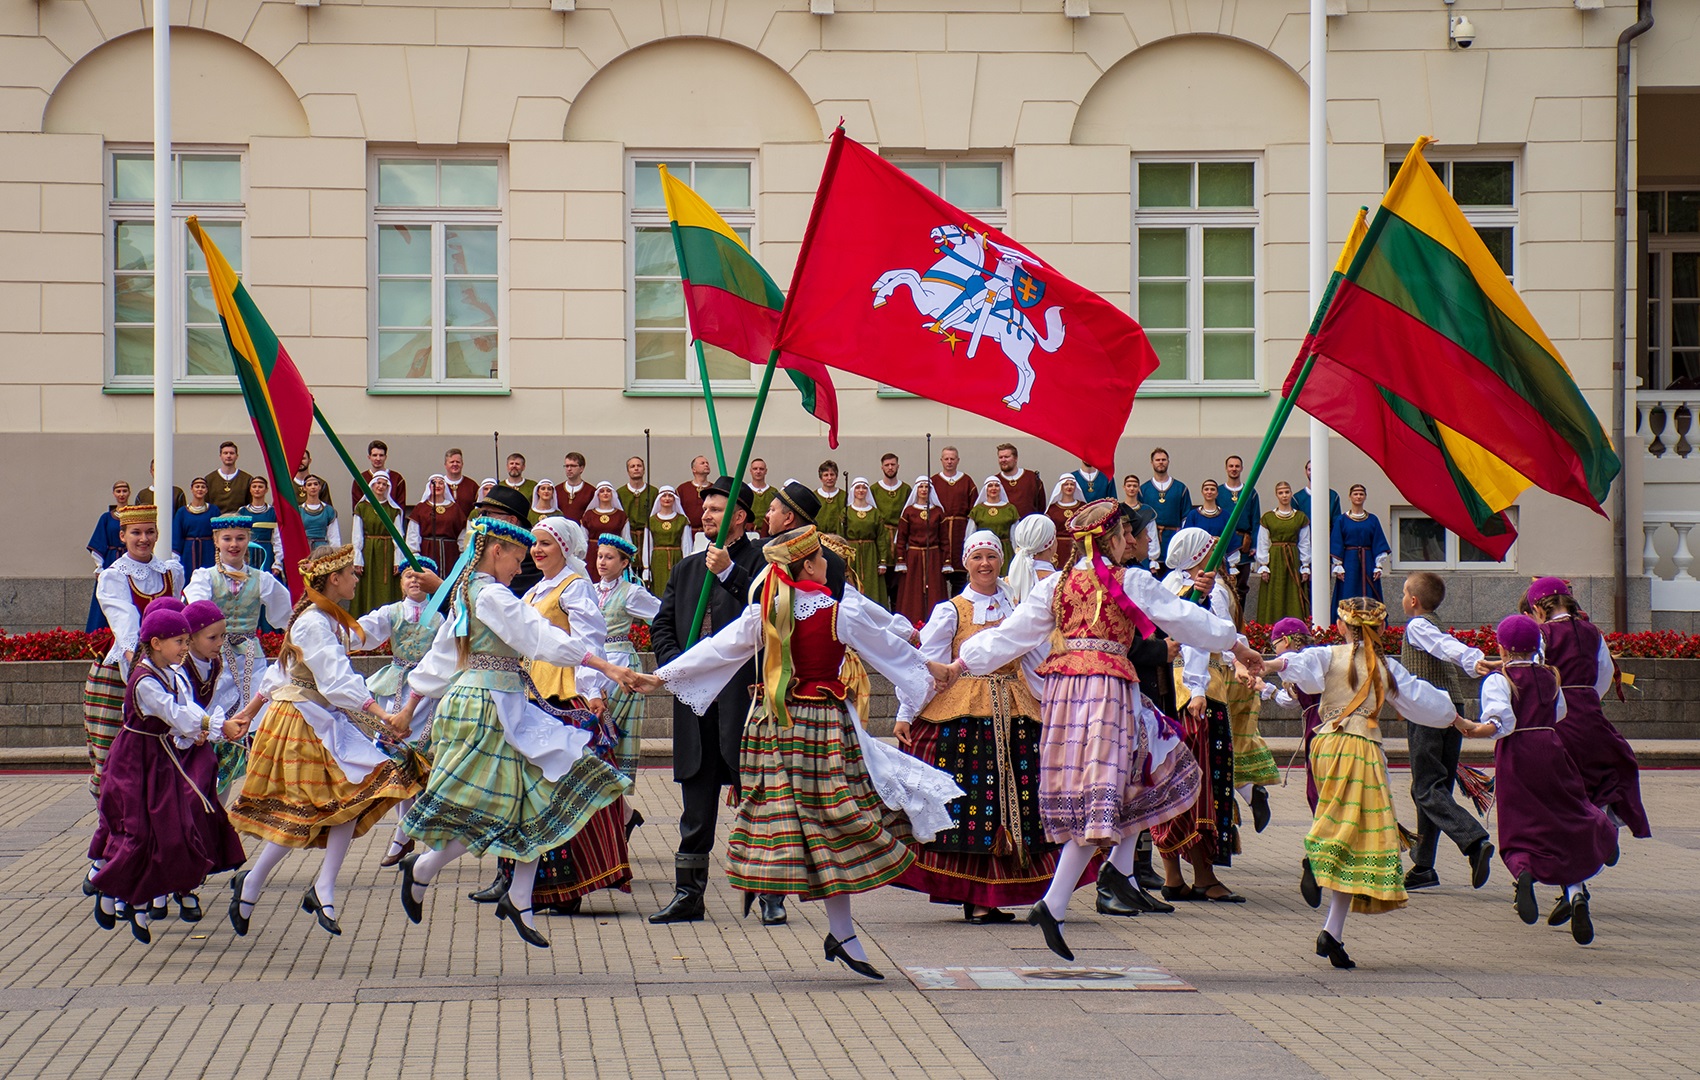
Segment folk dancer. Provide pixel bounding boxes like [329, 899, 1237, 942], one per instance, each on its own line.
[363, 560, 446, 869]
[1044, 478, 1083, 569]
[644, 485, 692, 596]
[931, 447, 976, 594]
[969, 477, 1019, 555]
[1140, 449, 1192, 571]
[351, 471, 406, 616]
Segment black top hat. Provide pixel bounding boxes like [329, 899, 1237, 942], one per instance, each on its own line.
[707, 475, 755, 517]
[477, 485, 531, 521]
[773, 480, 820, 524]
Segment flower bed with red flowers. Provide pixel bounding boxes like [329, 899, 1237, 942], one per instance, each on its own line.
[1243, 621, 1700, 659]
[0, 629, 394, 662]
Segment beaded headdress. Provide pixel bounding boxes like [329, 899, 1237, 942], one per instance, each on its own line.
[298, 544, 356, 579]
[210, 514, 254, 532]
[469, 515, 536, 550]
[597, 533, 637, 558]
[115, 504, 160, 528]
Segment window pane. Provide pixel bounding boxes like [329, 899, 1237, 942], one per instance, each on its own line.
[445, 225, 498, 276]
[186, 327, 234, 377]
[1674, 305, 1698, 349]
[634, 330, 687, 381]
[633, 228, 678, 277]
[445, 331, 498, 378]
[1137, 228, 1186, 277]
[1138, 163, 1192, 208]
[185, 275, 219, 325]
[1203, 281, 1254, 328]
[1452, 161, 1513, 207]
[379, 279, 432, 327]
[703, 343, 751, 381]
[439, 161, 499, 207]
[1198, 162, 1253, 207]
[1477, 228, 1513, 277]
[379, 224, 431, 275]
[1397, 516, 1447, 563]
[1201, 332, 1254, 380]
[445, 279, 498, 328]
[180, 156, 241, 203]
[114, 222, 153, 271]
[1202, 227, 1254, 277]
[1146, 332, 1187, 380]
[1673, 252, 1698, 299]
[114, 274, 154, 323]
[1459, 536, 1506, 563]
[114, 326, 152, 377]
[114, 155, 152, 202]
[184, 221, 241, 272]
[945, 163, 1001, 209]
[1669, 191, 1700, 233]
[1138, 282, 1187, 328]
[378, 161, 436, 207]
[633, 161, 693, 209]
[898, 163, 942, 195]
[693, 162, 751, 209]
[1640, 191, 1664, 234]
[377, 331, 433, 380]
[634, 280, 684, 329]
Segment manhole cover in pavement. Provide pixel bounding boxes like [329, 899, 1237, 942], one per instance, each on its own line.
[902, 965, 1194, 991]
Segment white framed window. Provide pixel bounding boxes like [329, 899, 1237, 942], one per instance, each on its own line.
[892, 159, 1007, 228]
[1132, 158, 1259, 390]
[628, 155, 759, 393]
[1638, 189, 1700, 391]
[1387, 156, 1517, 279]
[369, 154, 506, 391]
[106, 149, 245, 391]
[1391, 506, 1519, 570]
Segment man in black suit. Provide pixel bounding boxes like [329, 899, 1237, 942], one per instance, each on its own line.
[648, 477, 785, 925]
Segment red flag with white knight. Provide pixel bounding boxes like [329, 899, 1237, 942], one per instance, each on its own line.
[774, 129, 1159, 471]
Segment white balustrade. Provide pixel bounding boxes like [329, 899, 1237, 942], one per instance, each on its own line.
[1637, 392, 1699, 459]
[1643, 510, 1700, 611]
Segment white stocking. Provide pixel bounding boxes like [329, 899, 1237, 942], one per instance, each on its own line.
[824, 894, 866, 961]
[390, 798, 416, 847]
[507, 860, 540, 927]
[1324, 889, 1352, 941]
[313, 821, 356, 915]
[1108, 839, 1137, 877]
[411, 839, 470, 885]
[242, 842, 293, 905]
[1042, 841, 1096, 920]
[1236, 783, 1254, 804]
[1565, 884, 1585, 901]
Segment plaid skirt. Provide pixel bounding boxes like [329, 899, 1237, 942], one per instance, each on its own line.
[727, 699, 915, 900]
[83, 660, 126, 799]
[403, 685, 627, 861]
[1305, 730, 1406, 914]
[499, 802, 633, 906]
[228, 700, 421, 849]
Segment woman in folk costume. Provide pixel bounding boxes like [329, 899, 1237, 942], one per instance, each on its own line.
[1456, 615, 1616, 945]
[351, 471, 406, 617]
[396, 517, 632, 947]
[299, 474, 341, 548]
[407, 474, 467, 573]
[227, 544, 422, 939]
[466, 478, 498, 522]
[896, 530, 1070, 923]
[628, 526, 961, 980]
[842, 478, 891, 608]
[1258, 597, 1456, 969]
[1006, 513, 1059, 605]
[581, 482, 633, 545]
[1044, 478, 1083, 570]
[1524, 577, 1650, 852]
[1255, 481, 1312, 625]
[1151, 527, 1248, 903]
[593, 533, 660, 831]
[88, 605, 255, 944]
[86, 480, 132, 632]
[362, 558, 446, 869]
[1330, 484, 1391, 610]
[644, 485, 692, 596]
[968, 477, 1019, 555]
[184, 514, 294, 796]
[528, 480, 561, 526]
[892, 477, 948, 626]
[173, 477, 218, 574]
[240, 475, 284, 573]
[955, 500, 1259, 960]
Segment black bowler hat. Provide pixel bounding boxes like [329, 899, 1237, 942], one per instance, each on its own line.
[477, 484, 531, 521]
[707, 475, 754, 517]
[1128, 503, 1158, 533]
[773, 480, 820, 524]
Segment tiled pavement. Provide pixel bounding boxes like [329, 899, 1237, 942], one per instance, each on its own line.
[0, 767, 1693, 1079]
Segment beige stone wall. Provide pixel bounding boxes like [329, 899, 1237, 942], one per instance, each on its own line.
[0, 0, 1691, 580]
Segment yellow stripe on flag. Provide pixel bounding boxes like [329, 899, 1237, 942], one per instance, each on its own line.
[658, 165, 749, 251]
[1381, 138, 1569, 373]
[1435, 424, 1532, 513]
[187, 216, 281, 424]
[1336, 206, 1369, 273]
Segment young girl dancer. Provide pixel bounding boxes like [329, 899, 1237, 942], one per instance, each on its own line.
[396, 517, 632, 948]
[227, 545, 422, 938]
[1258, 598, 1454, 969]
[1456, 615, 1616, 945]
[593, 533, 658, 806]
[360, 558, 445, 869]
[629, 526, 960, 980]
[1250, 617, 1326, 906]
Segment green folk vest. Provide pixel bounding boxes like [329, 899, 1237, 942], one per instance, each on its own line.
[210, 566, 265, 636]
[1400, 612, 1471, 707]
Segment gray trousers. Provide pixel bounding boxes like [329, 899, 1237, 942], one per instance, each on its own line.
[1408, 723, 1488, 868]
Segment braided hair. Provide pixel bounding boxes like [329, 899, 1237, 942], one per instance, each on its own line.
[449, 529, 491, 668]
[278, 544, 340, 672]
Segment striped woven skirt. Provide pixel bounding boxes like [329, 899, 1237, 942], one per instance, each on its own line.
[727, 699, 914, 900]
[228, 701, 422, 849]
[403, 685, 626, 861]
[1150, 697, 1237, 866]
[82, 660, 126, 799]
[500, 803, 632, 908]
[1304, 730, 1406, 914]
[605, 642, 645, 782]
[1221, 667, 1278, 788]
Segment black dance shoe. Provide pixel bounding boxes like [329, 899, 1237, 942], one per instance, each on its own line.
[176, 893, 203, 923]
[1569, 887, 1594, 945]
[1468, 840, 1495, 889]
[1026, 903, 1074, 962]
[823, 933, 883, 980]
[93, 895, 116, 931]
[228, 871, 252, 936]
[1250, 785, 1272, 833]
[1300, 859, 1322, 909]
[964, 903, 1019, 924]
[1547, 894, 1573, 927]
[1094, 865, 1144, 918]
[1133, 855, 1164, 892]
[399, 854, 426, 925]
[1315, 930, 1355, 970]
[379, 838, 415, 870]
[758, 894, 788, 926]
[126, 909, 151, 945]
[82, 864, 100, 897]
[467, 874, 508, 904]
[148, 898, 169, 922]
[1404, 866, 1440, 891]
[538, 897, 582, 916]
[301, 885, 341, 936]
[494, 894, 550, 948]
[648, 889, 705, 924]
[1514, 870, 1539, 925]
[624, 809, 646, 842]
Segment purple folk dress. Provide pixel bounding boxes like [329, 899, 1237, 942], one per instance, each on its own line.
[1539, 616, 1650, 838]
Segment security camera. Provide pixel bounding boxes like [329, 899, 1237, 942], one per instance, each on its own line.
[1450, 15, 1476, 47]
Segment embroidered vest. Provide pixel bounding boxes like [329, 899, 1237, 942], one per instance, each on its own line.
[450, 579, 525, 693]
[127, 568, 176, 614]
[1317, 644, 1390, 743]
[1036, 567, 1144, 681]
[1399, 613, 1471, 706]
[210, 566, 265, 635]
[366, 603, 443, 699]
[599, 579, 637, 648]
[525, 574, 582, 702]
[919, 594, 1037, 722]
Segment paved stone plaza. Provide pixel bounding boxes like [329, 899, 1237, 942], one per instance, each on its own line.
[0, 767, 1693, 1080]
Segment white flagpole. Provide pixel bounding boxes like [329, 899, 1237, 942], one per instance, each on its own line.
[152, 2, 174, 547]
[1308, 0, 1332, 629]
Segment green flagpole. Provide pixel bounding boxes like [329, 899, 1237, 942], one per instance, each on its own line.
[313, 403, 423, 574]
[685, 347, 782, 647]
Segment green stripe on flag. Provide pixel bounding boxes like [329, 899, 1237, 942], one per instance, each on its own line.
[1377, 389, 1512, 536]
[676, 224, 784, 310]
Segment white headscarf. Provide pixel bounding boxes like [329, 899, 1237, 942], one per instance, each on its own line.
[849, 477, 876, 512]
[363, 469, 401, 510]
[533, 516, 590, 580]
[961, 528, 1004, 564]
[1005, 513, 1057, 604]
[592, 481, 619, 510]
[530, 480, 559, 515]
[1049, 476, 1083, 508]
[478, 478, 497, 499]
[424, 473, 455, 508]
[652, 485, 680, 520]
[1164, 526, 1215, 574]
[906, 476, 943, 512]
[975, 477, 1009, 508]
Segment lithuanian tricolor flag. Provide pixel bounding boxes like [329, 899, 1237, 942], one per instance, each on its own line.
[1294, 138, 1619, 515]
[658, 166, 839, 447]
[188, 217, 313, 598]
